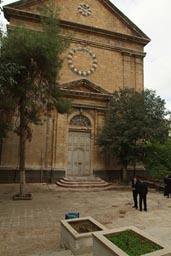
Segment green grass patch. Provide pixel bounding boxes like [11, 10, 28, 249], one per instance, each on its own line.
[106, 230, 162, 256]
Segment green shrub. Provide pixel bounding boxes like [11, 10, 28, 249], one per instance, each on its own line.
[107, 230, 162, 256]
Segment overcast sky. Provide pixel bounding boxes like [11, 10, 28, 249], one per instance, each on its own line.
[1, 0, 171, 110]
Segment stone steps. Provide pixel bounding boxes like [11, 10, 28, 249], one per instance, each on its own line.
[64, 176, 104, 182]
[56, 176, 112, 190]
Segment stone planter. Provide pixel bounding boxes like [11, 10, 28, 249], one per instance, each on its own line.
[93, 226, 171, 256]
[60, 216, 106, 255]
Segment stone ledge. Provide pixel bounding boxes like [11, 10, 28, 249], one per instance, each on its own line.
[60, 216, 107, 255]
[13, 193, 32, 200]
[93, 226, 171, 256]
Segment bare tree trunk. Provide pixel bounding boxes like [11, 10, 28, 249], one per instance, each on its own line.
[122, 165, 128, 182]
[19, 98, 26, 197]
[0, 138, 3, 164]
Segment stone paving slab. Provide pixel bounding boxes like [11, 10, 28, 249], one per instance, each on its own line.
[31, 249, 74, 256]
[0, 183, 171, 256]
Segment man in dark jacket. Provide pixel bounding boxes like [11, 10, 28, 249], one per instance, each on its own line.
[131, 176, 139, 209]
[137, 178, 148, 211]
[166, 175, 171, 198]
[164, 174, 169, 197]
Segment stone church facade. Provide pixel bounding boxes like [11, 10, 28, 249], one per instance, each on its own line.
[1, 0, 150, 182]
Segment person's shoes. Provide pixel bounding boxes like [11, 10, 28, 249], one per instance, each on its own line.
[132, 206, 136, 208]
[144, 209, 147, 211]
[140, 209, 142, 211]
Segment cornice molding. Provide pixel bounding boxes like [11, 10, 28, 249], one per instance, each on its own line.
[7, 22, 146, 58]
[4, 0, 150, 41]
[60, 20, 150, 46]
[61, 79, 111, 95]
[72, 103, 108, 111]
[100, 0, 150, 40]
[60, 88, 111, 102]
[4, 7, 150, 47]
[65, 36, 146, 58]
[4, 0, 39, 8]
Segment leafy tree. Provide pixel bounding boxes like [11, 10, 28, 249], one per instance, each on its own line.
[0, 1, 5, 34]
[0, 62, 22, 140]
[98, 88, 170, 181]
[144, 140, 171, 180]
[1, 28, 22, 158]
[0, 2, 71, 198]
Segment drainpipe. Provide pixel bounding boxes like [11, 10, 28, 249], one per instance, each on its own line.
[44, 116, 50, 168]
[50, 117, 55, 183]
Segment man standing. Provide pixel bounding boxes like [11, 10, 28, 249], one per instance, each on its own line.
[137, 178, 148, 211]
[164, 174, 169, 197]
[166, 175, 171, 198]
[131, 176, 139, 209]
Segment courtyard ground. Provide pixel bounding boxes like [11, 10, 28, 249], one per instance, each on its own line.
[0, 183, 171, 256]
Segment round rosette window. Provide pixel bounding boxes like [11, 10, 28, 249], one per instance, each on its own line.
[67, 47, 98, 77]
[78, 3, 92, 17]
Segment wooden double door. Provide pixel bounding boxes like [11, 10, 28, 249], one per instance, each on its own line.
[67, 131, 91, 176]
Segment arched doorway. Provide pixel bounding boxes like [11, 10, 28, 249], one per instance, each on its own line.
[67, 115, 91, 177]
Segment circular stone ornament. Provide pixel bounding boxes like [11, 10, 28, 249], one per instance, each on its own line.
[67, 47, 98, 77]
[78, 3, 92, 17]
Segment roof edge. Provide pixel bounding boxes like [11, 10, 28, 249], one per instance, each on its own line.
[4, 0, 150, 42]
[4, 6, 150, 46]
[102, 0, 150, 41]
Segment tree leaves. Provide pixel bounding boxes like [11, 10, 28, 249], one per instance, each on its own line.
[0, 2, 71, 139]
[98, 88, 170, 175]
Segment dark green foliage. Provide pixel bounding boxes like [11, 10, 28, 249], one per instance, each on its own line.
[99, 89, 144, 166]
[143, 89, 169, 143]
[0, 62, 23, 139]
[0, 119, 10, 140]
[98, 88, 170, 180]
[0, 1, 71, 196]
[107, 230, 162, 256]
[144, 140, 171, 180]
[0, 1, 71, 137]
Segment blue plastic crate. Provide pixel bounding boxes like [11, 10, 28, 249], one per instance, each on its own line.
[65, 212, 79, 219]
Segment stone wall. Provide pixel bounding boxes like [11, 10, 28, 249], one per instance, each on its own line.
[1, 0, 149, 182]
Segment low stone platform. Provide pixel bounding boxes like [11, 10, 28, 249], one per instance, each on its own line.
[56, 177, 119, 191]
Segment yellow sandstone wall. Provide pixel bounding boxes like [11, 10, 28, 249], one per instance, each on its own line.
[1, 0, 147, 178]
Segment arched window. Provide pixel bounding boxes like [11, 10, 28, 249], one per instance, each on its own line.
[70, 115, 91, 127]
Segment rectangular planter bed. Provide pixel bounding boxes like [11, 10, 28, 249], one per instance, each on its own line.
[60, 216, 107, 255]
[93, 226, 171, 256]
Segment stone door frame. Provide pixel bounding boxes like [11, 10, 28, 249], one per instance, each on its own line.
[67, 112, 94, 177]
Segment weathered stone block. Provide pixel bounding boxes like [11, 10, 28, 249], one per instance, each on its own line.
[93, 226, 171, 256]
[60, 216, 107, 255]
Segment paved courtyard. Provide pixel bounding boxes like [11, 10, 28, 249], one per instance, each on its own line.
[0, 183, 171, 256]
